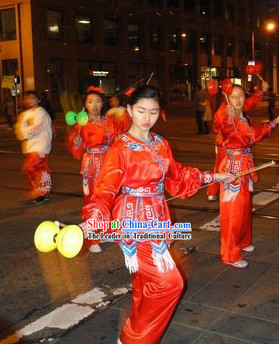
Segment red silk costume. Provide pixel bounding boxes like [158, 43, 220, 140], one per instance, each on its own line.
[207, 91, 262, 197]
[216, 110, 277, 263]
[83, 133, 214, 343]
[68, 113, 130, 204]
[23, 153, 51, 199]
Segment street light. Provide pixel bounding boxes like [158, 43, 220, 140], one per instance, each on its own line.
[252, 20, 277, 61]
[265, 20, 277, 32]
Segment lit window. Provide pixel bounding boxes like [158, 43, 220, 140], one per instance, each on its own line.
[150, 25, 160, 49]
[76, 14, 92, 43]
[200, 35, 210, 54]
[47, 9, 63, 40]
[128, 24, 140, 48]
[169, 28, 181, 51]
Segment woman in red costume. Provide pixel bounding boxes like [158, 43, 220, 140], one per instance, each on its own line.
[207, 81, 269, 201]
[82, 86, 233, 343]
[68, 88, 130, 252]
[216, 84, 279, 268]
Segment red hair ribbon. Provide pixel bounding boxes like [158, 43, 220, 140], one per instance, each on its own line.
[161, 109, 167, 122]
[87, 86, 105, 94]
[124, 87, 136, 96]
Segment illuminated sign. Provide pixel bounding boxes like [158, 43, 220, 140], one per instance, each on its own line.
[1, 75, 15, 88]
[92, 71, 109, 77]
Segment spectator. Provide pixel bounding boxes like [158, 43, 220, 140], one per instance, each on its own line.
[266, 87, 277, 121]
[193, 85, 209, 134]
[2, 92, 15, 130]
[41, 91, 55, 121]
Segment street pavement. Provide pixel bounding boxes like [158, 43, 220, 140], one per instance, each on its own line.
[0, 103, 279, 344]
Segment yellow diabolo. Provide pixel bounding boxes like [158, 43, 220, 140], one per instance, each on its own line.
[34, 221, 84, 258]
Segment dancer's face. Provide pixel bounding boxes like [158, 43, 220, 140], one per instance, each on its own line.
[228, 87, 245, 113]
[24, 94, 39, 109]
[109, 96, 119, 108]
[85, 94, 103, 116]
[127, 98, 160, 133]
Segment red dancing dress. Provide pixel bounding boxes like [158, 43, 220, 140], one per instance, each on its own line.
[68, 113, 130, 204]
[207, 91, 263, 198]
[83, 132, 215, 344]
[216, 111, 277, 263]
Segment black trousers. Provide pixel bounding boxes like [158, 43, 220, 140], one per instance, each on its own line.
[195, 110, 209, 134]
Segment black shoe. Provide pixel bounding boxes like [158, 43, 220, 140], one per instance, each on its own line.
[33, 195, 50, 204]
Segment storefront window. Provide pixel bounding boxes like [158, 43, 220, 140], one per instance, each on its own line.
[200, 67, 220, 89]
[78, 61, 117, 96]
[76, 14, 92, 43]
[0, 9, 16, 41]
[128, 64, 159, 87]
[47, 9, 63, 40]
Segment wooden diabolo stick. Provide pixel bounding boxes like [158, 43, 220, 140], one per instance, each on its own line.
[236, 161, 276, 178]
[256, 73, 265, 82]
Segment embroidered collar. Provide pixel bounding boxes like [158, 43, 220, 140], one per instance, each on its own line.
[88, 115, 107, 124]
[124, 132, 163, 146]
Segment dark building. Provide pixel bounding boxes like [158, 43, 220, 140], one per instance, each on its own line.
[1, 0, 278, 108]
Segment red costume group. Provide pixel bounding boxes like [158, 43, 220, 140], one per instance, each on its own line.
[27, 81, 276, 343]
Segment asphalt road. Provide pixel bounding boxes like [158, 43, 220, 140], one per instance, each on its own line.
[0, 104, 278, 343]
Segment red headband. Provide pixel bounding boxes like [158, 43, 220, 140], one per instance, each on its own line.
[87, 86, 105, 94]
